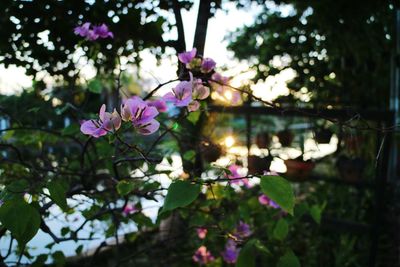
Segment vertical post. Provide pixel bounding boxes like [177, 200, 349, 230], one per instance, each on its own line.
[388, 8, 400, 182]
[192, 0, 211, 56]
[369, 120, 392, 267]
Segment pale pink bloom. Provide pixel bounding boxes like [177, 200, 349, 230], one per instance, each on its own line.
[188, 101, 200, 112]
[192, 79, 210, 100]
[196, 228, 208, 239]
[80, 104, 121, 138]
[192, 246, 215, 265]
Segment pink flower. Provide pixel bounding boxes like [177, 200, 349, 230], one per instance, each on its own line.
[222, 239, 239, 264]
[227, 165, 250, 187]
[74, 22, 113, 41]
[74, 22, 91, 37]
[192, 246, 215, 265]
[163, 79, 193, 107]
[201, 58, 216, 73]
[93, 24, 114, 38]
[121, 97, 160, 135]
[188, 79, 210, 112]
[80, 104, 121, 138]
[196, 228, 208, 239]
[178, 48, 197, 64]
[146, 99, 167, 113]
[122, 203, 138, 216]
[258, 194, 280, 209]
[164, 74, 209, 112]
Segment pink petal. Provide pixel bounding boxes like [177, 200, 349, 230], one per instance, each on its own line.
[80, 120, 107, 138]
[188, 101, 200, 112]
[178, 48, 197, 64]
[137, 120, 160, 135]
[99, 104, 106, 121]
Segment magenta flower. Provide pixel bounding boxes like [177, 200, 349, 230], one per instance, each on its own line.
[196, 228, 208, 239]
[222, 240, 239, 264]
[201, 58, 216, 73]
[93, 23, 114, 38]
[163, 78, 193, 107]
[74, 22, 91, 37]
[227, 165, 250, 187]
[122, 203, 138, 216]
[74, 22, 113, 41]
[192, 246, 215, 265]
[146, 99, 167, 113]
[178, 48, 197, 64]
[121, 97, 160, 135]
[80, 104, 121, 138]
[234, 221, 252, 239]
[258, 194, 280, 209]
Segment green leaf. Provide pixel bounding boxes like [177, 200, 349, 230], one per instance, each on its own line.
[48, 180, 68, 211]
[310, 203, 326, 224]
[277, 250, 301, 267]
[260, 175, 295, 215]
[75, 244, 84, 255]
[52, 251, 66, 267]
[88, 79, 103, 94]
[0, 199, 41, 245]
[116, 180, 135, 196]
[236, 239, 257, 267]
[183, 150, 196, 161]
[187, 110, 201, 124]
[7, 179, 29, 193]
[273, 219, 289, 240]
[161, 180, 201, 213]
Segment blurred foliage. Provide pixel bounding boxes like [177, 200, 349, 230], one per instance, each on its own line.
[228, 0, 397, 108]
[0, 0, 196, 83]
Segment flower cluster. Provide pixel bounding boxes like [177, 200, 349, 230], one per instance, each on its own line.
[74, 22, 113, 41]
[80, 96, 162, 138]
[80, 104, 121, 138]
[192, 246, 215, 265]
[192, 221, 251, 265]
[178, 48, 216, 74]
[163, 73, 210, 112]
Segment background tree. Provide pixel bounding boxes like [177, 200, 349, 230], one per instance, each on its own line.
[228, 0, 397, 108]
